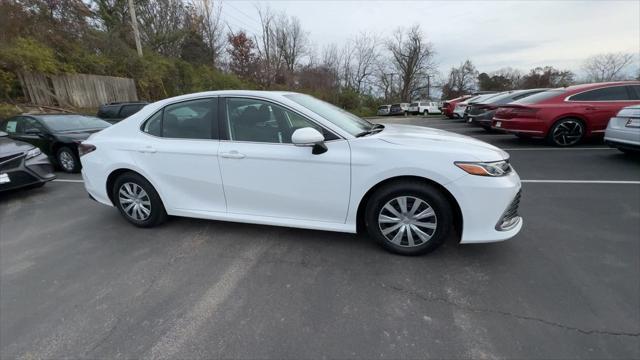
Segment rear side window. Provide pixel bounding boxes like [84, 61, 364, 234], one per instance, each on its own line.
[513, 90, 566, 105]
[119, 104, 145, 118]
[141, 98, 218, 139]
[569, 86, 630, 101]
[627, 85, 640, 100]
[97, 105, 119, 119]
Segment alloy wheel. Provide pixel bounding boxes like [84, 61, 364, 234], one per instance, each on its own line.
[378, 196, 438, 248]
[552, 120, 583, 146]
[59, 151, 75, 171]
[118, 182, 151, 221]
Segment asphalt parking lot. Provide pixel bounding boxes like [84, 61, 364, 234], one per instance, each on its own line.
[1, 116, 639, 359]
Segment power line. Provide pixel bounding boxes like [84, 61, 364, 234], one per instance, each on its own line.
[224, 1, 261, 27]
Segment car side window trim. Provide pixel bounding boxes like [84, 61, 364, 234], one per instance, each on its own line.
[139, 96, 219, 141]
[565, 85, 635, 102]
[219, 96, 344, 144]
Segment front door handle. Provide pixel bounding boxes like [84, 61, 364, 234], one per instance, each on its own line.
[220, 151, 246, 159]
[138, 146, 157, 153]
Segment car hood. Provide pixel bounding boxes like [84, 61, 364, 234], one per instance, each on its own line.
[0, 136, 33, 157]
[376, 124, 509, 161]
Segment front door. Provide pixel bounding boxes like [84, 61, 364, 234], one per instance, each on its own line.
[218, 97, 351, 223]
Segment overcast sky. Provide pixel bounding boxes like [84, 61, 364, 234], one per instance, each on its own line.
[222, 0, 639, 78]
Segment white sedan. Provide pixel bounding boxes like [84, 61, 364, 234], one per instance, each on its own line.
[80, 91, 522, 255]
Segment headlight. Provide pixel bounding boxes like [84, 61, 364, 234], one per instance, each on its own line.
[25, 147, 41, 160]
[455, 160, 511, 177]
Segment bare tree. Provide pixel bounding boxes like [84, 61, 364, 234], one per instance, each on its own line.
[192, 0, 224, 68]
[583, 52, 634, 82]
[346, 32, 379, 93]
[136, 0, 188, 57]
[275, 14, 308, 72]
[441, 60, 478, 99]
[386, 25, 435, 101]
[374, 61, 395, 102]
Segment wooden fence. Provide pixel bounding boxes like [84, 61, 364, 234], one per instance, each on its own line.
[17, 72, 138, 108]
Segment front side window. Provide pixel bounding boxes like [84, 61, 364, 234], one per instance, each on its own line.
[225, 98, 337, 143]
[142, 98, 217, 139]
[569, 86, 630, 101]
[627, 85, 640, 100]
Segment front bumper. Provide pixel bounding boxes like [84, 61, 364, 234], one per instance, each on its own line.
[0, 152, 56, 192]
[445, 170, 523, 243]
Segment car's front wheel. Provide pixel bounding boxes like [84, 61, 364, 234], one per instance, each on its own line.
[113, 172, 167, 227]
[548, 118, 584, 147]
[365, 181, 452, 255]
[57, 147, 80, 173]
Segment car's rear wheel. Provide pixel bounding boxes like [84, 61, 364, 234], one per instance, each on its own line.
[57, 147, 80, 173]
[548, 118, 584, 147]
[364, 181, 452, 255]
[113, 172, 167, 227]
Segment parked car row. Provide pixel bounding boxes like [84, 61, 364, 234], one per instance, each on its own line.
[443, 81, 640, 149]
[0, 101, 149, 193]
[377, 101, 443, 116]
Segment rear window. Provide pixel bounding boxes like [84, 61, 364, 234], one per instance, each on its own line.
[513, 89, 566, 105]
[119, 104, 145, 118]
[39, 115, 111, 131]
[410, 103, 418, 106]
[569, 86, 630, 101]
[378, 106, 388, 110]
[97, 105, 119, 119]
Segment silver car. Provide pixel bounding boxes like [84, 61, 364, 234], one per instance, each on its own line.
[605, 105, 640, 154]
[377, 104, 391, 116]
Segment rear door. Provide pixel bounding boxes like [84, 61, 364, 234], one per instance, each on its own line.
[567, 85, 636, 132]
[135, 97, 226, 213]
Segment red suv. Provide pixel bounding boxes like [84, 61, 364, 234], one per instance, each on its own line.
[442, 95, 472, 118]
[492, 81, 640, 146]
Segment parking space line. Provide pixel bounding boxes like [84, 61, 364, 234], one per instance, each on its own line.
[521, 180, 640, 184]
[53, 179, 84, 183]
[503, 147, 614, 151]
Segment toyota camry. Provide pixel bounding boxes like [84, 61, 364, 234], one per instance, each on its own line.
[80, 91, 522, 255]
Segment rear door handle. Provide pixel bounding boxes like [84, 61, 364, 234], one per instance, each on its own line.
[220, 151, 245, 159]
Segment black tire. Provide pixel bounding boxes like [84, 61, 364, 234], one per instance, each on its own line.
[547, 118, 585, 147]
[112, 172, 167, 228]
[364, 181, 453, 256]
[56, 147, 80, 173]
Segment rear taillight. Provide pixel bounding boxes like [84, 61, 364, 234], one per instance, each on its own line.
[78, 143, 96, 157]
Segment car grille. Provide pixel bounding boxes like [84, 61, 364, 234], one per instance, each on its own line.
[496, 190, 521, 230]
[0, 154, 24, 172]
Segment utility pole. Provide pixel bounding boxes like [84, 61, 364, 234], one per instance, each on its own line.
[426, 74, 431, 100]
[128, 0, 143, 57]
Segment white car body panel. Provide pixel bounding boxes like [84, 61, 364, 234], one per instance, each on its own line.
[408, 102, 442, 115]
[82, 90, 522, 244]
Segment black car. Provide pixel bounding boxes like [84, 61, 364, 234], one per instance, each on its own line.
[466, 89, 548, 130]
[0, 130, 56, 192]
[0, 114, 111, 173]
[97, 102, 148, 123]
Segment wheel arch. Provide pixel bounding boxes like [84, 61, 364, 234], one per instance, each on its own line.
[106, 168, 151, 206]
[550, 114, 589, 132]
[355, 175, 463, 239]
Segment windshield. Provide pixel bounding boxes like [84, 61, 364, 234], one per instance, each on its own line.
[512, 89, 566, 105]
[39, 115, 111, 132]
[284, 94, 372, 136]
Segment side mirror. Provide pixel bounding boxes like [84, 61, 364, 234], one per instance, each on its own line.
[291, 127, 327, 155]
[25, 128, 42, 136]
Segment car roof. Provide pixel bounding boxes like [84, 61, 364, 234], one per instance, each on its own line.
[561, 81, 640, 93]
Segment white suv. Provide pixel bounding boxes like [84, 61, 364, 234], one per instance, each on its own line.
[409, 101, 443, 115]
